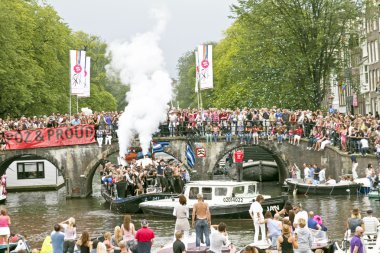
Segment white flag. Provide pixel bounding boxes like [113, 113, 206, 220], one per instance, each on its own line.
[70, 50, 86, 95]
[195, 51, 199, 93]
[78, 57, 91, 97]
[198, 45, 213, 90]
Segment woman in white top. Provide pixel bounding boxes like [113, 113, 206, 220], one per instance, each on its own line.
[121, 215, 136, 242]
[60, 217, 77, 253]
[173, 195, 190, 248]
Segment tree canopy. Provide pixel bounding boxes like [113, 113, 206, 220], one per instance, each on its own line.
[175, 0, 363, 110]
[0, 0, 126, 118]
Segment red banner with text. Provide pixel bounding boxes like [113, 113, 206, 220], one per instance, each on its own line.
[4, 125, 96, 150]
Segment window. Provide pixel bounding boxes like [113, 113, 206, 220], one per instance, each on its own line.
[248, 185, 256, 194]
[189, 187, 199, 199]
[17, 162, 45, 179]
[202, 187, 212, 200]
[215, 187, 227, 196]
[233, 186, 244, 195]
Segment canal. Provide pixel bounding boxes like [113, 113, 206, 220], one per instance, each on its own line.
[5, 175, 380, 252]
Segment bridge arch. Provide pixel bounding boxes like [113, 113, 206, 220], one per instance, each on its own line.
[212, 144, 289, 182]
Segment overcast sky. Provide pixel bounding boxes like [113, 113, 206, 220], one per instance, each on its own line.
[45, 0, 238, 78]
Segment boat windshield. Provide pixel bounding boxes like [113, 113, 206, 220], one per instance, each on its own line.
[202, 187, 212, 200]
[189, 187, 199, 200]
[233, 186, 244, 196]
[215, 187, 227, 196]
[248, 185, 256, 194]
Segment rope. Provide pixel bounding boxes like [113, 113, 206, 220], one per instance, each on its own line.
[329, 184, 335, 195]
[304, 184, 311, 196]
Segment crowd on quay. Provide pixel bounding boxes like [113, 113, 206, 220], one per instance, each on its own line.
[101, 156, 190, 197]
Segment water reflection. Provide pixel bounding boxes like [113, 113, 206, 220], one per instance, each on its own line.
[4, 178, 380, 252]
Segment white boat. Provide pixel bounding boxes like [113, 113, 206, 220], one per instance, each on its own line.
[139, 180, 288, 219]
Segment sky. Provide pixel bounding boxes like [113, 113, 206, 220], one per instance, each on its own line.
[44, 0, 238, 78]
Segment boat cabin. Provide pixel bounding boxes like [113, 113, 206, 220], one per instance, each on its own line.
[184, 181, 259, 202]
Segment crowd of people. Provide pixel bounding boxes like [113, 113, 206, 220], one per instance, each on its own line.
[101, 157, 190, 198]
[1, 107, 380, 156]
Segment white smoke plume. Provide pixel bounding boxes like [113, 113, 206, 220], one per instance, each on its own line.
[107, 8, 173, 156]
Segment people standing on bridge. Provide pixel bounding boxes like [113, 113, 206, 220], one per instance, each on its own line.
[192, 193, 211, 249]
[249, 195, 266, 242]
[96, 128, 104, 148]
[104, 126, 112, 146]
[60, 217, 77, 253]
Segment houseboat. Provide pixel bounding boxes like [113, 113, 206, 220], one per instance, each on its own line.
[6, 157, 64, 191]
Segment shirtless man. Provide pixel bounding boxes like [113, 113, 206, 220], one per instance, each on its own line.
[192, 193, 211, 249]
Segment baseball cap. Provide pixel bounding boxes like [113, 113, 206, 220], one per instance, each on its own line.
[141, 219, 149, 227]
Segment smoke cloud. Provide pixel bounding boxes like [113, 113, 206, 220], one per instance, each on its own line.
[107, 8, 173, 156]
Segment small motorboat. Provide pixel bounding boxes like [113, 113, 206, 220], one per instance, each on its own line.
[285, 178, 362, 195]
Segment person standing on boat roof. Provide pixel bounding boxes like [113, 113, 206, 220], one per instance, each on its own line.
[303, 164, 310, 183]
[192, 193, 211, 249]
[156, 160, 166, 192]
[249, 194, 266, 242]
[351, 155, 359, 180]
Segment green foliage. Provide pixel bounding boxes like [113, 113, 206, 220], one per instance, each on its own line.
[175, 0, 364, 110]
[0, 0, 124, 117]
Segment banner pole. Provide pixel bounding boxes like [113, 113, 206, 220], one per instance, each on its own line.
[76, 96, 79, 114]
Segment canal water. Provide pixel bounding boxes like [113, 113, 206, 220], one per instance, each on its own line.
[5, 174, 380, 252]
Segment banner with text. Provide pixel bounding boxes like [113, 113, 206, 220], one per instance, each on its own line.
[70, 50, 87, 95]
[197, 45, 213, 90]
[78, 56, 91, 97]
[4, 125, 96, 150]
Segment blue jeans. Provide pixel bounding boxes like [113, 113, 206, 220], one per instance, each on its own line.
[195, 219, 210, 247]
[225, 132, 232, 142]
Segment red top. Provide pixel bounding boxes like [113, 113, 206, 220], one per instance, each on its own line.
[0, 216, 9, 227]
[135, 227, 155, 242]
[234, 150, 244, 163]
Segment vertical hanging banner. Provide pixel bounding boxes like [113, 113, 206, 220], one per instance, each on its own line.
[78, 56, 91, 97]
[195, 51, 200, 93]
[197, 45, 213, 90]
[70, 50, 87, 95]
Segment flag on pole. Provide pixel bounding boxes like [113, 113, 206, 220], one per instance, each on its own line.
[70, 50, 86, 95]
[78, 56, 91, 97]
[195, 51, 199, 93]
[186, 143, 196, 168]
[197, 45, 213, 90]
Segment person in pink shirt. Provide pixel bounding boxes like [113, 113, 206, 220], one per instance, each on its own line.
[0, 209, 11, 244]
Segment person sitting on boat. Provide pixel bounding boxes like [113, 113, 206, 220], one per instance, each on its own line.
[307, 211, 321, 230]
[295, 218, 313, 253]
[249, 195, 266, 242]
[264, 211, 282, 249]
[362, 210, 379, 235]
[293, 203, 308, 229]
[173, 231, 186, 253]
[346, 208, 364, 238]
[244, 245, 266, 253]
[313, 214, 328, 231]
[210, 222, 230, 253]
[277, 224, 298, 253]
[325, 176, 336, 185]
[277, 200, 293, 218]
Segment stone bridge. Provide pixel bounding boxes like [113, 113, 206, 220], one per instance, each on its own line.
[0, 138, 376, 198]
